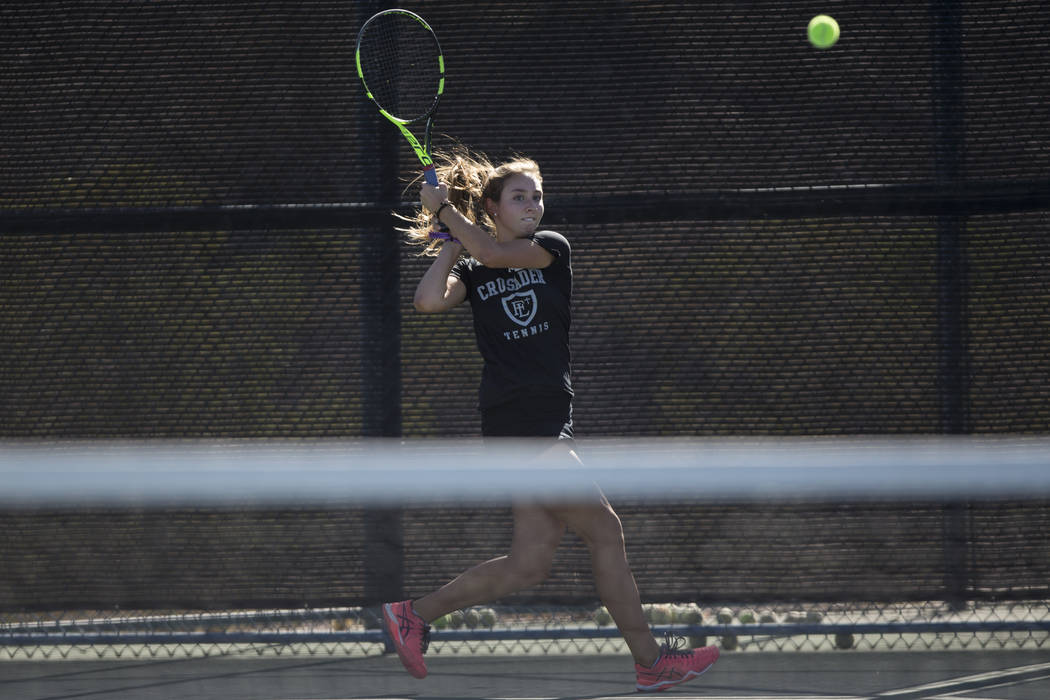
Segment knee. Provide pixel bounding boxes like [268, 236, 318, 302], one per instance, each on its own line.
[580, 506, 626, 550]
[513, 561, 552, 587]
[508, 547, 558, 587]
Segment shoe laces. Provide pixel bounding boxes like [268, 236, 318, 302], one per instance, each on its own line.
[661, 633, 691, 659]
[420, 624, 431, 655]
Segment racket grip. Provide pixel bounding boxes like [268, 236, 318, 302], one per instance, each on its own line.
[421, 165, 448, 233]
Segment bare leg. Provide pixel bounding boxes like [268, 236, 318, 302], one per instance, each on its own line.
[413, 442, 661, 667]
[548, 493, 662, 667]
[412, 503, 565, 623]
[541, 444, 661, 666]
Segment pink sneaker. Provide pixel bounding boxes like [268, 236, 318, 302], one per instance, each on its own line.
[635, 637, 719, 692]
[383, 600, 431, 679]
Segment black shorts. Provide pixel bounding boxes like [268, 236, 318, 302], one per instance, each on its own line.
[480, 392, 574, 441]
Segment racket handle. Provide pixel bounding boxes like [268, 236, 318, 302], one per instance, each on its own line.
[422, 165, 449, 233]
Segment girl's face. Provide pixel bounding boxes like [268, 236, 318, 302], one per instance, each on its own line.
[488, 173, 544, 239]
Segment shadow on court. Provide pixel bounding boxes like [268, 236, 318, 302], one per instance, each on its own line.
[2, 650, 1049, 700]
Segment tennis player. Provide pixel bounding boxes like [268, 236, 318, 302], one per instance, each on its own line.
[385, 149, 718, 692]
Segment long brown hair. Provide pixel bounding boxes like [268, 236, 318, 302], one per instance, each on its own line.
[401, 148, 542, 256]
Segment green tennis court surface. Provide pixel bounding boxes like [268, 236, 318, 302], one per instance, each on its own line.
[3, 651, 1049, 700]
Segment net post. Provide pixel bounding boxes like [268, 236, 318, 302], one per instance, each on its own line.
[931, 0, 969, 436]
[360, 137, 405, 656]
[942, 501, 972, 611]
[931, 0, 971, 612]
[359, 0, 406, 650]
[359, 85, 404, 442]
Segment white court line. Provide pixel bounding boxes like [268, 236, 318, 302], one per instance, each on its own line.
[878, 660, 1050, 697]
[924, 672, 1050, 699]
[308, 697, 869, 700]
[337, 697, 869, 700]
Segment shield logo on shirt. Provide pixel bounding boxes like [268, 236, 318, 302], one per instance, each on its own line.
[502, 290, 537, 327]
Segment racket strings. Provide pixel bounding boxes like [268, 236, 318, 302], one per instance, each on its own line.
[358, 14, 441, 123]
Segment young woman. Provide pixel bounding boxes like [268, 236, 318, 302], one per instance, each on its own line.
[384, 150, 718, 692]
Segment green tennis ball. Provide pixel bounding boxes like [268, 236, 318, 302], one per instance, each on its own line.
[593, 606, 613, 626]
[835, 632, 855, 650]
[649, 604, 673, 625]
[808, 14, 840, 49]
[478, 608, 497, 628]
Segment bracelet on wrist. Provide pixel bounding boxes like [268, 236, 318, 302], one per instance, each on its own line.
[428, 230, 461, 245]
[435, 200, 452, 221]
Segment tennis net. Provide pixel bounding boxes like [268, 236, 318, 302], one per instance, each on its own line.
[3, 438, 1049, 659]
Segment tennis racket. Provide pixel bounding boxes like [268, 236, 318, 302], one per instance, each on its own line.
[355, 8, 445, 188]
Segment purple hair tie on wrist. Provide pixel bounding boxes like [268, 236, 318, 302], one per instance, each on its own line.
[429, 231, 461, 244]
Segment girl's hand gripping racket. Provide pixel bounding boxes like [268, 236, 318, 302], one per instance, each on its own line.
[356, 9, 451, 238]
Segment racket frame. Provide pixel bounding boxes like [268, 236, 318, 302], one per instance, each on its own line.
[355, 9, 445, 185]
